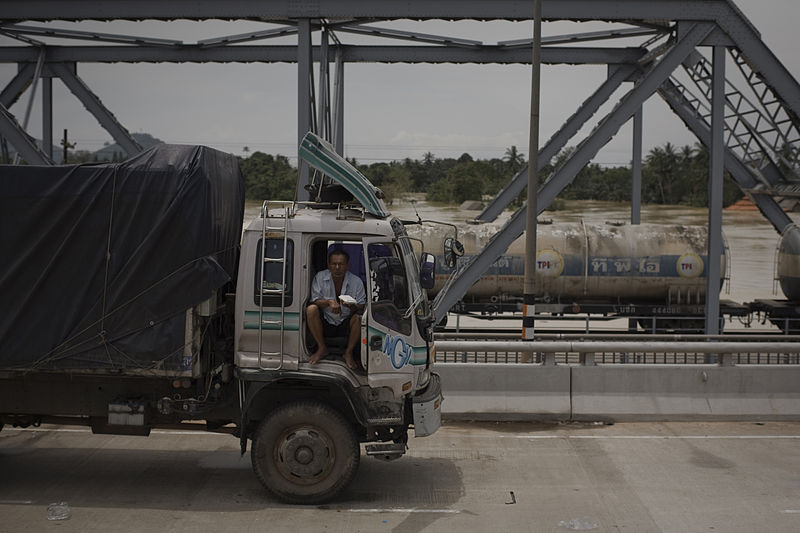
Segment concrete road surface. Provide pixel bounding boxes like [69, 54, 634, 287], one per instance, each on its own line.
[1, 421, 800, 532]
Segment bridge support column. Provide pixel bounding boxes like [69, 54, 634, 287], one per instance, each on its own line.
[42, 76, 52, 160]
[631, 106, 642, 225]
[297, 18, 312, 201]
[706, 45, 725, 336]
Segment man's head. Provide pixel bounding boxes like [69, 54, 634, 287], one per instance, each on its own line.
[327, 249, 350, 281]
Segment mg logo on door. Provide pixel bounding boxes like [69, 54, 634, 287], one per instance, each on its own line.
[382, 334, 413, 369]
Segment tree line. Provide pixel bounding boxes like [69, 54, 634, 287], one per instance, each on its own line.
[40, 140, 743, 209]
[238, 141, 743, 209]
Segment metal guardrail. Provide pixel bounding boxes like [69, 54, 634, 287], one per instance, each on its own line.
[435, 340, 800, 365]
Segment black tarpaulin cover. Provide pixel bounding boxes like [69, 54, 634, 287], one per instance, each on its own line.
[0, 144, 244, 371]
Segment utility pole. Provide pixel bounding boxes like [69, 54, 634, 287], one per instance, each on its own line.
[61, 128, 75, 164]
[523, 0, 542, 342]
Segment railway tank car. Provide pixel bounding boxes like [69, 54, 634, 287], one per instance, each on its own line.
[410, 222, 728, 311]
[777, 224, 800, 300]
[750, 224, 800, 333]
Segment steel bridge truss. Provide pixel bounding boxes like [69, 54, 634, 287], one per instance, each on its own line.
[1, 0, 799, 331]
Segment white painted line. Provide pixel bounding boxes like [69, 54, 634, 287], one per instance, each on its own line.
[152, 430, 228, 436]
[2, 428, 227, 436]
[782, 510, 800, 514]
[0, 501, 33, 505]
[2, 428, 90, 433]
[507, 435, 800, 440]
[348, 509, 460, 514]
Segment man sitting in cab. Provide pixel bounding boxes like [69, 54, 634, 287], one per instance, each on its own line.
[307, 248, 366, 370]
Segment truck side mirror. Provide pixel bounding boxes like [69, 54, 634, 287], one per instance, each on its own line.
[443, 237, 464, 269]
[419, 252, 436, 290]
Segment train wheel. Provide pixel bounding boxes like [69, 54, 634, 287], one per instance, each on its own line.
[251, 401, 360, 504]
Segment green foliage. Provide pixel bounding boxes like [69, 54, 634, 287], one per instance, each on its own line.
[236, 141, 745, 208]
[559, 142, 743, 208]
[356, 161, 412, 204]
[503, 145, 525, 175]
[68, 150, 96, 164]
[239, 152, 297, 201]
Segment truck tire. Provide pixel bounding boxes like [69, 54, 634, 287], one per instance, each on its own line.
[251, 400, 360, 504]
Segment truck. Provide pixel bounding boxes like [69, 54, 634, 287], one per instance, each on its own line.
[0, 132, 444, 504]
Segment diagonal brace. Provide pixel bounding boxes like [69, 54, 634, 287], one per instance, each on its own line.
[0, 62, 35, 108]
[477, 63, 636, 222]
[48, 62, 142, 156]
[0, 103, 53, 164]
[659, 79, 792, 234]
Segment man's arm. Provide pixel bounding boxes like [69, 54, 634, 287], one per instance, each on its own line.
[342, 274, 367, 315]
[311, 271, 341, 313]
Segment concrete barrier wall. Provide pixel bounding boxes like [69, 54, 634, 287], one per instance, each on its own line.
[438, 363, 571, 420]
[437, 363, 800, 421]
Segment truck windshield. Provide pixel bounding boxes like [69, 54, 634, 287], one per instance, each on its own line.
[367, 242, 412, 336]
[391, 218, 425, 318]
[397, 237, 424, 318]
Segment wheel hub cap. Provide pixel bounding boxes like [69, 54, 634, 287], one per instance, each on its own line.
[277, 429, 333, 480]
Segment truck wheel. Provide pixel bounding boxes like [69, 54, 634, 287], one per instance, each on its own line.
[251, 401, 360, 504]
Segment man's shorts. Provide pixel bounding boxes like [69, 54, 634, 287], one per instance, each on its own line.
[322, 317, 351, 338]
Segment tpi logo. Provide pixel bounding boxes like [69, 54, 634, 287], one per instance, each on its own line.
[677, 253, 703, 279]
[382, 334, 413, 369]
[536, 249, 564, 278]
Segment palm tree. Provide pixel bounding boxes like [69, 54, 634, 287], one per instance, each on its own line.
[646, 142, 679, 204]
[503, 145, 525, 174]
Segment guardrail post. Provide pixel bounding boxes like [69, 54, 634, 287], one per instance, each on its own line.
[719, 352, 735, 366]
[542, 352, 556, 366]
[580, 352, 596, 366]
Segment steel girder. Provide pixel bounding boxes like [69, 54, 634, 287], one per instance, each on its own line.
[47, 62, 141, 157]
[679, 51, 800, 185]
[658, 79, 793, 234]
[0, 45, 646, 65]
[705, 46, 725, 335]
[631, 106, 643, 224]
[297, 19, 312, 200]
[431, 22, 716, 323]
[42, 76, 52, 159]
[0, 63, 35, 108]
[332, 49, 344, 154]
[1, 23, 183, 46]
[0, 0, 758, 22]
[0, 103, 52, 164]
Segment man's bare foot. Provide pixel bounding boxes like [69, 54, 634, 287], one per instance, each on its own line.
[309, 347, 328, 364]
[343, 352, 362, 371]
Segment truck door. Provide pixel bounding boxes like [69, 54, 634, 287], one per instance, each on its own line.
[363, 238, 418, 378]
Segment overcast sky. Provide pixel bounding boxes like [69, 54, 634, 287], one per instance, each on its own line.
[1, 0, 798, 165]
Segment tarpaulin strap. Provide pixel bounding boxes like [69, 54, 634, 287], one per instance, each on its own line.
[99, 167, 118, 364]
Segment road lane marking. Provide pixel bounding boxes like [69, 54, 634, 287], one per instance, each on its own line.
[1, 428, 227, 436]
[348, 509, 460, 514]
[507, 435, 800, 439]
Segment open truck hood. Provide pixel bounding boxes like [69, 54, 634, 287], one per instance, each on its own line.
[299, 131, 390, 218]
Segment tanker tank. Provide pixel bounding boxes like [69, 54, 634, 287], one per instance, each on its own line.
[777, 224, 800, 300]
[410, 221, 727, 306]
[746, 223, 800, 333]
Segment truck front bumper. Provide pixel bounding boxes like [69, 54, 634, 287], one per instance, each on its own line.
[412, 372, 442, 437]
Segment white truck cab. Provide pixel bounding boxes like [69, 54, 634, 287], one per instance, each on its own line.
[233, 132, 443, 503]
